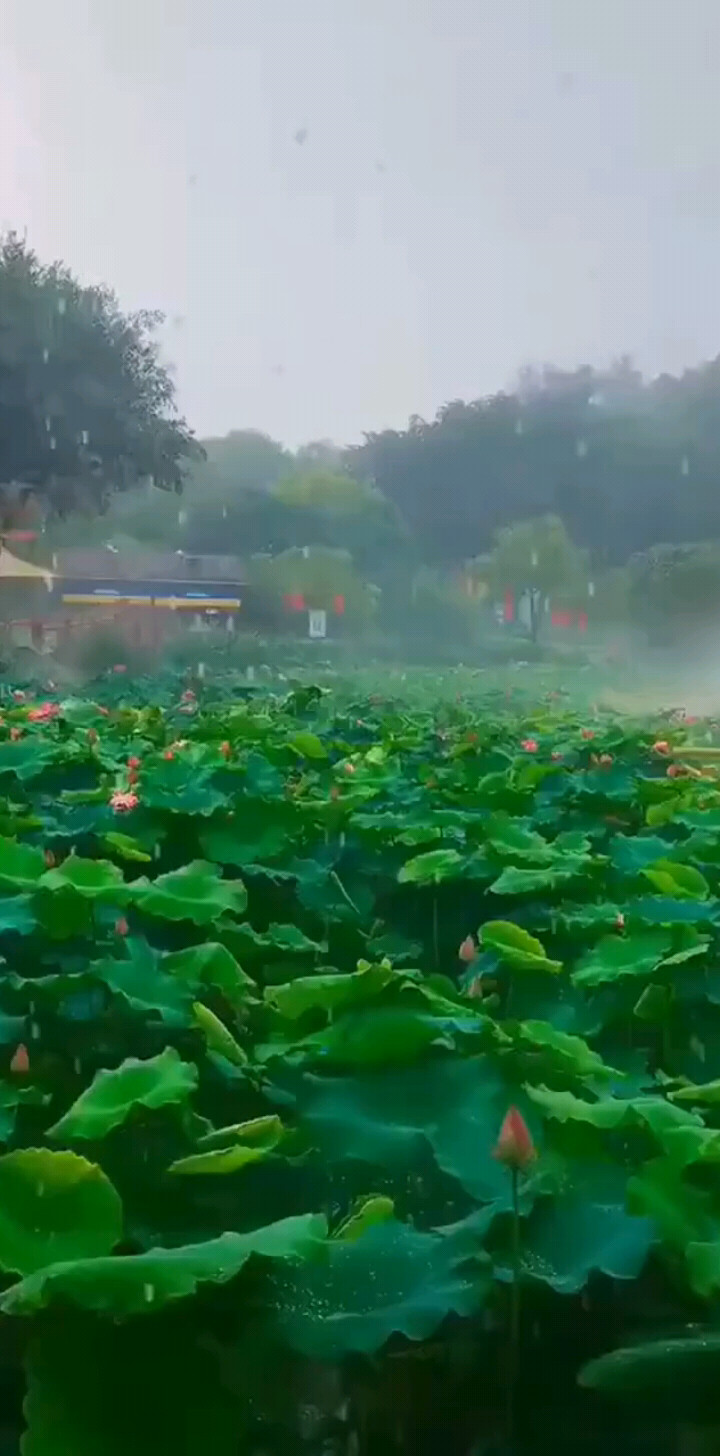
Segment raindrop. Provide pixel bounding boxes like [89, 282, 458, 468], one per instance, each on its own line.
[576, 438, 588, 458]
[30, 1021, 40, 1040]
[44, 417, 51, 433]
[514, 417, 524, 435]
[36, 1182, 45, 1199]
[294, 127, 308, 145]
[73, 1056, 81, 1075]
[42, 347, 49, 364]
[681, 455, 690, 476]
[80, 428, 89, 446]
[49, 437, 56, 451]
[56, 297, 66, 316]
[143, 1283, 155, 1304]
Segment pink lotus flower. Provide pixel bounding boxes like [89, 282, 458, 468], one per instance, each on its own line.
[110, 790, 139, 813]
[11, 691, 24, 704]
[581, 729, 595, 741]
[27, 702, 60, 723]
[44, 849, 55, 869]
[520, 738, 538, 753]
[112, 664, 127, 674]
[458, 934, 477, 963]
[87, 728, 98, 744]
[127, 756, 141, 770]
[653, 740, 670, 755]
[614, 912, 625, 931]
[344, 762, 356, 774]
[163, 749, 175, 761]
[493, 1107, 536, 1171]
[9, 728, 22, 742]
[115, 917, 129, 937]
[10, 1044, 29, 1074]
[466, 975, 484, 999]
[667, 762, 689, 778]
[551, 751, 563, 762]
[219, 741, 232, 759]
[182, 689, 196, 702]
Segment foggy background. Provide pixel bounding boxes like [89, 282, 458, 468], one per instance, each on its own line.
[2, 0, 720, 446]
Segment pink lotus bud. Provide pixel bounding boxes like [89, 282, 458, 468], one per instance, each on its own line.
[10, 1044, 29, 1074]
[493, 1107, 536, 1171]
[458, 934, 476, 963]
[115, 917, 129, 937]
[653, 740, 670, 755]
[521, 738, 538, 753]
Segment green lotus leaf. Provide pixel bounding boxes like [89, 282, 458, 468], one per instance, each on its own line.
[269, 1219, 489, 1358]
[397, 849, 463, 884]
[132, 861, 247, 924]
[0, 1148, 122, 1275]
[41, 855, 128, 901]
[1, 1212, 327, 1317]
[481, 920, 561, 972]
[48, 1048, 198, 1141]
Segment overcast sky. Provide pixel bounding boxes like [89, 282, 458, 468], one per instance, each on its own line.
[2, 0, 720, 446]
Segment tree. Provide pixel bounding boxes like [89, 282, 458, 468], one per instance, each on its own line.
[0, 232, 200, 525]
[269, 470, 407, 577]
[346, 358, 720, 571]
[294, 439, 344, 471]
[192, 430, 292, 497]
[487, 515, 587, 640]
[628, 541, 720, 645]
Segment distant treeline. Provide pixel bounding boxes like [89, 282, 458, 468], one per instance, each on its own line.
[44, 355, 720, 584]
[346, 358, 720, 568]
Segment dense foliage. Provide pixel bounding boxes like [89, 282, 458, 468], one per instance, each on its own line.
[0, 672, 714, 1451]
[348, 360, 720, 567]
[0, 233, 201, 523]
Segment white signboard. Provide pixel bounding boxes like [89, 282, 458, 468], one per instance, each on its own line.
[308, 609, 327, 639]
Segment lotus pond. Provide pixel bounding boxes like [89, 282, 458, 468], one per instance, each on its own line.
[0, 673, 718, 1454]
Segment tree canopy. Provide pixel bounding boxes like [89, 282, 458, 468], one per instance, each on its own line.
[0, 233, 200, 525]
[346, 359, 720, 569]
